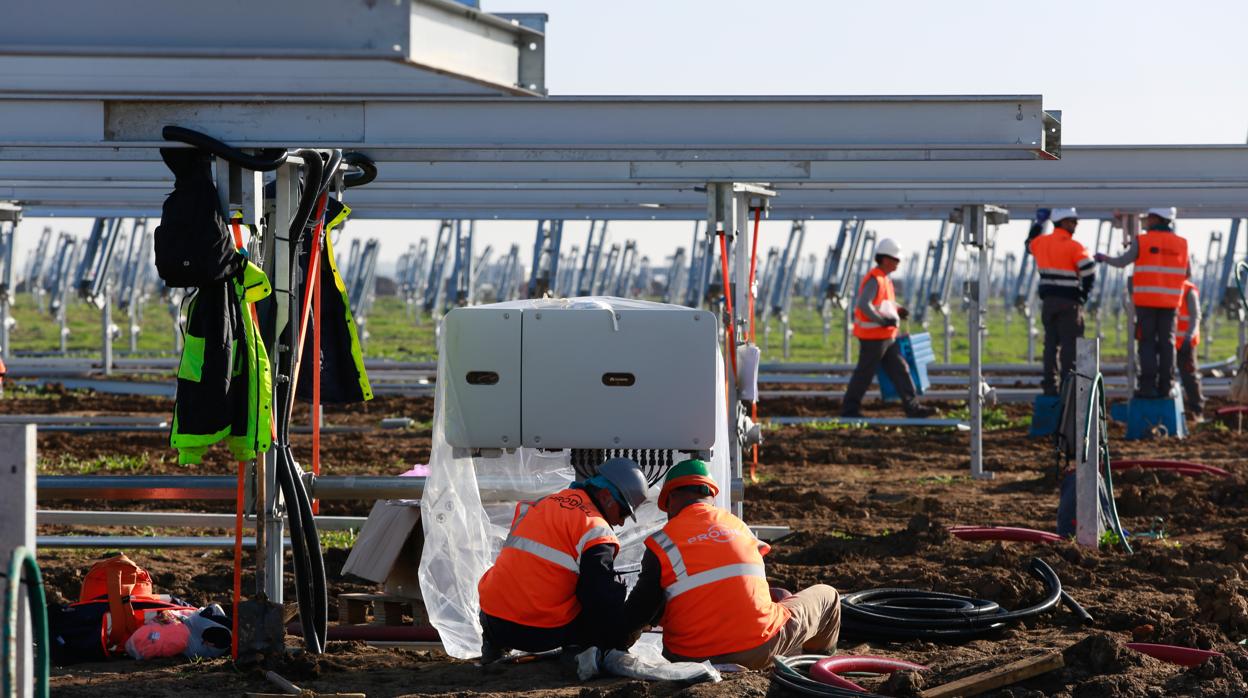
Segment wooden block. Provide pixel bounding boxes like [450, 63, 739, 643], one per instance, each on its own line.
[379, 600, 408, 626]
[337, 595, 370, 625]
[919, 651, 1064, 698]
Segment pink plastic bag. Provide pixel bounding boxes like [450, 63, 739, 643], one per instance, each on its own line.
[125, 611, 191, 659]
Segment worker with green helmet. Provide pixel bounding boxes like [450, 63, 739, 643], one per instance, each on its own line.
[621, 460, 841, 669]
[478, 457, 650, 662]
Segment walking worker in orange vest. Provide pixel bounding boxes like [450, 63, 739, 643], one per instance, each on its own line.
[620, 460, 841, 669]
[477, 457, 650, 662]
[1028, 208, 1096, 395]
[1176, 277, 1205, 420]
[1096, 207, 1190, 398]
[840, 238, 934, 418]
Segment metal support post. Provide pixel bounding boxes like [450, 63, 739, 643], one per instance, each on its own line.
[954, 204, 1006, 480]
[0, 211, 16, 361]
[260, 161, 299, 603]
[0, 424, 36, 698]
[1116, 214, 1140, 393]
[101, 282, 112, 375]
[1074, 337, 1104, 548]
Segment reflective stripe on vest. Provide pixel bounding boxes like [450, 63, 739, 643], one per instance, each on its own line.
[503, 536, 579, 573]
[667, 563, 768, 599]
[1031, 229, 1092, 298]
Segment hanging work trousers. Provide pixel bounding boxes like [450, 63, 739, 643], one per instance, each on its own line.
[842, 338, 918, 415]
[1136, 307, 1177, 397]
[1040, 297, 1085, 396]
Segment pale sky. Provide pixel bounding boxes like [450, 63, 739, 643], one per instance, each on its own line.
[20, 0, 1248, 281]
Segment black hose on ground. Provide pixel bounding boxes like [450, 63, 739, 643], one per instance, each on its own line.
[839, 558, 1063, 642]
[771, 656, 889, 698]
[161, 126, 288, 171]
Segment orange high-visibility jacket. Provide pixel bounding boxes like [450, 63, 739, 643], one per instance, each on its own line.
[478, 489, 619, 628]
[1132, 231, 1189, 309]
[1029, 228, 1095, 301]
[853, 267, 898, 340]
[1176, 281, 1200, 349]
[645, 502, 790, 658]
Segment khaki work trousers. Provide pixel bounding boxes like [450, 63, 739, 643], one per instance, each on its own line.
[665, 584, 841, 670]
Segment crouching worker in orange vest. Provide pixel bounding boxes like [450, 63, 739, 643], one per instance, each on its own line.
[477, 458, 650, 662]
[621, 460, 841, 669]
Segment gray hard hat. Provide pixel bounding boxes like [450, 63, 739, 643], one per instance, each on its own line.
[597, 458, 649, 522]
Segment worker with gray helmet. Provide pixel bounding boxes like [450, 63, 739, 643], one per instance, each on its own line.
[1028, 208, 1096, 395]
[1096, 207, 1190, 398]
[477, 457, 650, 661]
[841, 238, 935, 418]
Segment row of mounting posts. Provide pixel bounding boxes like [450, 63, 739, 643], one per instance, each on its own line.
[577, 220, 608, 297]
[527, 219, 563, 299]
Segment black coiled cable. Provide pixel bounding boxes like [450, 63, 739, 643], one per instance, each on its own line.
[161, 126, 288, 171]
[840, 558, 1063, 642]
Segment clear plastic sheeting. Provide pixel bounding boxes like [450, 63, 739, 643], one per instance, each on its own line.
[576, 644, 723, 684]
[419, 297, 732, 659]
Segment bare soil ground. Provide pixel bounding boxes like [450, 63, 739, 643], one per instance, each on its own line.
[19, 387, 1248, 697]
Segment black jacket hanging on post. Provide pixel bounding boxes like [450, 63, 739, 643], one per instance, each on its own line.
[154, 147, 273, 464]
[296, 198, 373, 405]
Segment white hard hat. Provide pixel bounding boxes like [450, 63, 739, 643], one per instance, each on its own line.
[874, 238, 902, 260]
[1146, 207, 1177, 221]
[1050, 207, 1078, 223]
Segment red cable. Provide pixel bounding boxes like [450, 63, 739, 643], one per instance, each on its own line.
[311, 227, 322, 515]
[716, 230, 738, 379]
[228, 218, 247, 661]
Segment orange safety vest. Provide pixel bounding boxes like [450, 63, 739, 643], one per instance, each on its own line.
[478, 488, 619, 628]
[1029, 228, 1093, 301]
[853, 267, 898, 340]
[1176, 281, 1200, 349]
[645, 502, 790, 658]
[1132, 230, 1189, 309]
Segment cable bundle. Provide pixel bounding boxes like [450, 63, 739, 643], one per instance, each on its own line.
[839, 558, 1063, 642]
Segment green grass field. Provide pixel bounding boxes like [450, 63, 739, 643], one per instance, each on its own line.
[9, 293, 1243, 365]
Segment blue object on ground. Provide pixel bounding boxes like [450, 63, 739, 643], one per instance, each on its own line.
[879, 332, 934, 401]
[1029, 394, 1062, 438]
[1125, 393, 1187, 440]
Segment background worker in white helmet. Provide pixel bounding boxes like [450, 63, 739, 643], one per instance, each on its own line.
[1096, 207, 1190, 398]
[1028, 208, 1096, 396]
[841, 238, 934, 418]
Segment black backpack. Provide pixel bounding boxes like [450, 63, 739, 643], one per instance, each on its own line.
[153, 148, 244, 288]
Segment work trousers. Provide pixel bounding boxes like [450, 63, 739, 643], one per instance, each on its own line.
[481, 610, 594, 654]
[1040, 297, 1084, 396]
[1136, 307, 1177, 396]
[664, 584, 842, 671]
[1177, 340, 1205, 414]
[842, 338, 918, 415]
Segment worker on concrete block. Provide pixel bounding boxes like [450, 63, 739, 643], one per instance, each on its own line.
[477, 457, 649, 662]
[1176, 276, 1205, 420]
[841, 238, 935, 418]
[621, 460, 840, 669]
[1096, 207, 1190, 398]
[1029, 207, 1096, 396]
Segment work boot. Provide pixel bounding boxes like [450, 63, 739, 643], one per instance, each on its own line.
[904, 403, 936, 418]
[479, 636, 505, 666]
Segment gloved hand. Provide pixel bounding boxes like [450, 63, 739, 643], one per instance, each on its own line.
[882, 317, 899, 328]
[1094, 253, 1108, 263]
[898, 306, 910, 320]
